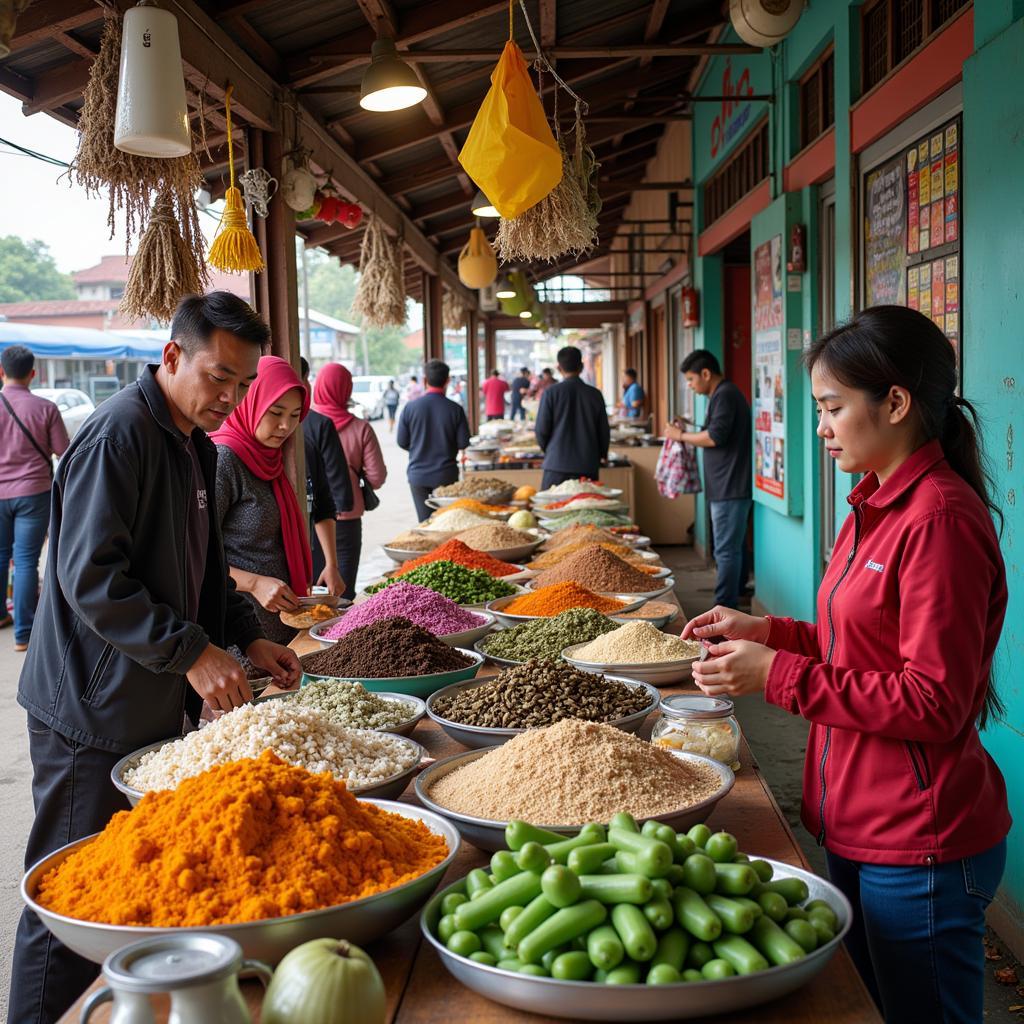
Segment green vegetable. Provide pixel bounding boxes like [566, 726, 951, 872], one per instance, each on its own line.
[682, 968, 705, 983]
[543, 827, 604, 864]
[515, 841, 551, 874]
[502, 894, 556, 951]
[609, 812, 640, 834]
[784, 918, 819, 953]
[806, 901, 839, 932]
[465, 868, 493, 898]
[705, 832, 739, 864]
[665, 863, 687, 886]
[705, 894, 755, 934]
[763, 878, 810, 906]
[614, 849, 670, 880]
[441, 892, 468, 916]
[649, 878, 673, 901]
[672, 887, 723, 943]
[687, 824, 712, 848]
[604, 962, 642, 984]
[541, 865, 582, 908]
[499, 906, 523, 932]
[490, 851, 520, 883]
[810, 917, 836, 945]
[437, 914, 457, 944]
[578, 873, 653, 905]
[518, 900, 608, 964]
[608, 828, 673, 877]
[610, 904, 658, 962]
[757, 891, 789, 922]
[480, 926, 508, 961]
[541, 948, 566, 971]
[673, 834, 698, 861]
[586, 925, 625, 971]
[479, 608, 618, 662]
[506, 820, 565, 850]
[497, 958, 523, 972]
[750, 859, 774, 883]
[749, 916, 807, 966]
[686, 941, 714, 970]
[732, 897, 764, 921]
[732, 853, 750, 863]
[518, 964, 548, 977]
[642, 898, 674, 931]
[551, 951, 593, 981]
[783, 906, 808, 922]
[469, 952, 497, 966]
[260, 939, 385, 1024]
[446, 931, 482, 957]
[367, 560, 516, 604]
[454, 871, 543, 932]
[701, 958, 736, 980]
[713, 862, 758, 896]
[651, 928, 690, 972]
[567, 842, 618, 875]
[681, 853, 717, 895]
[646, 964, 681, 985]
[712, 935, 769, 975]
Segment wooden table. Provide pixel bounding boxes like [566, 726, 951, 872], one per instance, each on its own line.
[61, 604, 880, 1023]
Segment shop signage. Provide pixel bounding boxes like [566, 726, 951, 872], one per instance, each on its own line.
[709, 60, 755, 160]
[753, 235, 785, 500]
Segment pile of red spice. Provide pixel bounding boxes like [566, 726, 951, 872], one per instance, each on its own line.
[395, 539, 520, 578]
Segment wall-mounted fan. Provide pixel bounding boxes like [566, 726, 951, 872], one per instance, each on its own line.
[729, 0, 804, 47]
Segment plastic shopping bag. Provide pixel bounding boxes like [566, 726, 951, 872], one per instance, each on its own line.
[458, 40, 562, 219]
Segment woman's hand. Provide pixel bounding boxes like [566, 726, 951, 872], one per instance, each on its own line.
[246, 639, 302, 690]
[692, 640, 776, 698]
[251, 575, 300, 612]
[682, 605, 770, 644]
[317, 565, 345, 597]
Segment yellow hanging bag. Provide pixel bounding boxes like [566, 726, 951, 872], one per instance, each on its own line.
[458, 35, 562, 220]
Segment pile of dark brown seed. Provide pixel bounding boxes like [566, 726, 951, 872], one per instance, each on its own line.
[430, 659, 651, 729]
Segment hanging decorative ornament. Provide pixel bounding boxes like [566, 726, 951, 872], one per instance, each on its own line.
[239, 167, 278, 218]
[458, 226, 498, 289]
[351, 214, 406, 329]
[280, 156, 317, 212]
[113, 0, 191, 158]
[207, 84, 265, 274]
[338, 202, 364, 230]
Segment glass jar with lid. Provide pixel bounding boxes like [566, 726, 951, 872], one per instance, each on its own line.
[651, 695, 740, 769]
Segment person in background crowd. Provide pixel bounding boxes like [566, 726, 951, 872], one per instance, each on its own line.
[683, 306, 1010, 1024]
[214, 357, 343, 649]
[449, 375, 466, 408]
[510, 365, 531, 420]
[0, 345, 69, 653]
[313, 363, 387, 599]
[383, 378, 401, 432]
[300, 358, 353, 582]
[618, 367, 646, 419]
[398, 358, 471, 522]
[529, 367, 555, 399]
[11, 293, 301, 1024]
[535, 346, 610, 491]
[666, 350, 751, 609]
[406, 375, 424, 402]
[481, 368, 510, 421]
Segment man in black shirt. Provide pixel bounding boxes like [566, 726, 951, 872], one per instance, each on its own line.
[535, 346, 611, 490]
[510, 366, 531, 420]
[666, 350, 752, 609]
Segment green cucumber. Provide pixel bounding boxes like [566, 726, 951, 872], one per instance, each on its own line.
[750, 859, 774, 883]
[502, 893, 556, 951]
[469, 951, 497, 965]
[701, 958, 736, 980]
[705, 894, 755, 934]
[586, 924, 625, 971]
[490, 850, 520, 883]
[643, 897, 675, 931]
[465, 868, 493, 898]
[713, 862, 758, 896]
[608, 828, 673, 877]
[578, 873, 653, 905]
[712, 935, 769, 975]
[517, 900, 608, 964]
[763, 877, 810, 906]
[784, 918, 819, 953]
[515, 841, 552, 874]
[673, 887, 723, 942]
[757, 891, 789, 922]
[611, 903, 659, 962]
[441, 892, 469, 916]
[609, 812, 640, 834]
[506, 820, 567, 850]
[646, 963, 681, 985]
[749, 915, 807, 966]
[567, 842, 618, 875]
[540, 864, 582, 908]
[604, 961, 642, 984]
[651, 927, 690, 972]
[681, 853, 717, 896]
[687, 824, 712, 848]
[542, 829, 604, 864]
[454, 871, 543, 932]
[704, 832, 739, 864]
[551, 950, 593, 981]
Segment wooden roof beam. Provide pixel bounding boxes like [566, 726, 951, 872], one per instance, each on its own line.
[306, 43, 758, 63]
[22, 57, 92, 116]
[7, 0, 99, 53]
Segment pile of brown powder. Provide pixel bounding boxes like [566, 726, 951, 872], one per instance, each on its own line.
[426, 719, 724, 825]
[454, 523, 537, 552]
[539, 525, 622, 551]
[531, 546, 663, 593]
[387, 531, 443, 552]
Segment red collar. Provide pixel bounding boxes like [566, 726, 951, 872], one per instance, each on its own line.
[426, 386, 446, 394]
[847, 439, 946, 509]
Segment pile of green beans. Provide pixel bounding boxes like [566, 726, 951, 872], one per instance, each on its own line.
[431, 817, 841, 986]
[365, 560, 517, 604]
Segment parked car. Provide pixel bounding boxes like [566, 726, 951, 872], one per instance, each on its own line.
[33, 388, 95, 439]
[350, 376, 391, 420]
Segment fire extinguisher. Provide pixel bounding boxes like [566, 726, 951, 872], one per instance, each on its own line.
[787, 224, 806, 274]
[682, 287, 700, 328]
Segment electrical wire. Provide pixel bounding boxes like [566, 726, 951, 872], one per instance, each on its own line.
[0, 134, 70, 168]
[517, 0, 588, 112]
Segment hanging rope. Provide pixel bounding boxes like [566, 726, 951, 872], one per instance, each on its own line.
[518, 0, 588, 112]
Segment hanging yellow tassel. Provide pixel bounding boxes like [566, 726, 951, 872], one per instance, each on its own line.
[207, 84, 265, 273]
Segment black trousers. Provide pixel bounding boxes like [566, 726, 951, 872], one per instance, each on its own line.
[409, 484, 433, 525]
[9, 716, 129, 1024]
[312, 517, 363, 601]
[541, 469, 588, 491]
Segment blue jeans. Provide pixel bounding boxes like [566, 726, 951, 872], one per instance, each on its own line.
[0, 491, 50, 643]
[709, 498, 751, 608]
[827, 839, 1006, 1024]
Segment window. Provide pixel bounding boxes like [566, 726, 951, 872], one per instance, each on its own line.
[703, 120, 769, 227]
[799, 49, 835, 150]
[862, 0, 971, 93]
[109, 287, 124, 300]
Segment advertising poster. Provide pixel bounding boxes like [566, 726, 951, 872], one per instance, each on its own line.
[864, 155, 907, 306]
[945, 256, 960, 347]
[753, 235, 785, 500]
[908, 266, 920, 311]
[931, 258, 945, 332]
[907, 149, 920, 255]
[919, 262, 932, 320]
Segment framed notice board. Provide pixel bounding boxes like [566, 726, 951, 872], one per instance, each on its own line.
[861, 113, 962, 361]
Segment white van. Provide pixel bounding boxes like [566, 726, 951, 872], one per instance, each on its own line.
[350, 376, 392, 420]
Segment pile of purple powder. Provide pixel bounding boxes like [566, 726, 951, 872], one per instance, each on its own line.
[321, 582, 487, 639]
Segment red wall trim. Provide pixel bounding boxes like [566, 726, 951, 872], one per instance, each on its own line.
[698, 180, 771, 256]
[851, 9, 972, 153]
[784, 127, 836, 192]
[643, 258, 689, 302]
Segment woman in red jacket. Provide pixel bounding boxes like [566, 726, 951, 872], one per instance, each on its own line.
[683, 306, 1010, 1024]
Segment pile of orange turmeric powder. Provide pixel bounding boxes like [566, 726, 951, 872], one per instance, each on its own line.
[35, 751, 449, 927]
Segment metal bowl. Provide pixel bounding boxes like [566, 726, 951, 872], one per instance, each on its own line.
[415, 748, 735, 852]
[610, 604, 681, 630]
[253, 689, 427, 738]
[302, 648, 486, 699]
[468, 537, 545, 564]
[473, 638, 528, 668]
[430, 489, 515, 507]
[111, 732, 426, 807]
[562, 642, 698, 687]
[22, 800, 459, 966]
[382, 545, 440, 564]
[419, 855, 851, 1020]
[538, 516, 634, 533]
[486, 592, 647, 628]
[532, 486, 623, 504]
[309, 610, 495, 650]
[424, 674, 659, 749]
[525, 577, 675, 602]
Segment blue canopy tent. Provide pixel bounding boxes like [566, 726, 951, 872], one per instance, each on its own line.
[0, 321, 166, 360]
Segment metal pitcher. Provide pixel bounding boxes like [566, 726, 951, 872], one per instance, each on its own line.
[81, 934, 271, 1024]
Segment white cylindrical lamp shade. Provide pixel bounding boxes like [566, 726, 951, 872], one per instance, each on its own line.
[114, 3, 191, 158]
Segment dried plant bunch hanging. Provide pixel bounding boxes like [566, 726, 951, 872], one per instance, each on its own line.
[74, 12, 204, 252]
[351, 215, 406, 329]
[120, 187, 209, 323]
[442, 289, 469, 331]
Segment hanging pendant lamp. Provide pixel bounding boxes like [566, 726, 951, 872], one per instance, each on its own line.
[471, 190, 500, 218]
[114, 0, 191, 158]
[495, 270, 516, 299]
[360, 38, 427, 111]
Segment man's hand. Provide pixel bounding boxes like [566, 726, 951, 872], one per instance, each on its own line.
[316, 565, 345, 597]
[251, 575, 300, 612]
[186, 643, 252, 712]
[246, 639, 301, 690]
[664, 424, 685, 443]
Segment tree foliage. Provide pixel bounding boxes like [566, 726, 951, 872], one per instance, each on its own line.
[0, 237, 76, 304]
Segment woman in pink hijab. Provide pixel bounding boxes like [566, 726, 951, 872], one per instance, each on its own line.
[213, 356, 343, 643]
[313, 363, 387, 599]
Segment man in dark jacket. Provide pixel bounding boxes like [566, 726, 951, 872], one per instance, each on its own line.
[535, 346, 611, 490]
[397, 358, 471, 522]
[10, 292, 302, 1024]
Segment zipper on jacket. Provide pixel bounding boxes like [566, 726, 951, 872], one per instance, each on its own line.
[906, 741, 930, 790]
[817, 506, 863, 845]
